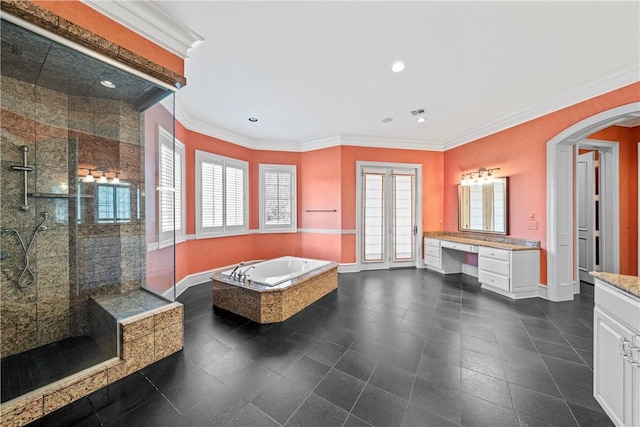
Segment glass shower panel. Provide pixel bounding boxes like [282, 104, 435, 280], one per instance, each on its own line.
[0, 18, 176, 403]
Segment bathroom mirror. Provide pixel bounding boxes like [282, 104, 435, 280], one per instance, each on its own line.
[458, 178, 508, 234]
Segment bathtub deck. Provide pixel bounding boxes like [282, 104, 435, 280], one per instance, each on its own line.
[211, 266, 338, 323]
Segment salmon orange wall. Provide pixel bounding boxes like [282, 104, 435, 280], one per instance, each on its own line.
[32, 0, 184, 76]
[444, 82, 640, 285]
[586, 125, 639, 275]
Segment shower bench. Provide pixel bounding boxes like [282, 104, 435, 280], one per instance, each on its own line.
[0, 290, 183, 427]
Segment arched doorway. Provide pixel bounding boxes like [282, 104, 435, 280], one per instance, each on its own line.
[546, 102, 640, 302]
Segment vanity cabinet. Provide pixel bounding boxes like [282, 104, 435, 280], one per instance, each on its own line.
[424, 236, 540, 299]
[478, 247, 539, 299]
[594, 278, 640, 427]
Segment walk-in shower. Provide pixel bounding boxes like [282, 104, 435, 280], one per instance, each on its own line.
[0, 17, 177, 403]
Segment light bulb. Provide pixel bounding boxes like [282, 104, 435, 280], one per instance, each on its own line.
[111, 174, 120, 184]
[83, 171, 94, 183]
[98, 172, 108, 183]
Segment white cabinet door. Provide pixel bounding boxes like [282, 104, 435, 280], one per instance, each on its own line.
[594, 307, 635, 426]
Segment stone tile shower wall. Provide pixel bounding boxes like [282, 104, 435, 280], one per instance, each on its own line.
[1, 75, 72, 357]
[0, 74, 146, 358]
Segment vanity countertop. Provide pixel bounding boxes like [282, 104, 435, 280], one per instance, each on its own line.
[424, 232, 540, 252]
[591, 272, 640, 298]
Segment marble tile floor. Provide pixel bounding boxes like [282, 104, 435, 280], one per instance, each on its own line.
[28, 270, 612, 427]
[1, 336, 112, 403]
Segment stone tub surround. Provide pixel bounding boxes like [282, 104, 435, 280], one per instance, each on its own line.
[212, 262, 339, 323]
[424, 231, 540, 251]
[0, 291, 184, 427]
[0, 0, 186, 88]
[591, 271, 640, 298]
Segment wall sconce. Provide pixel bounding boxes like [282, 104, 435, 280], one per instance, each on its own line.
[460, 167, 500, 186]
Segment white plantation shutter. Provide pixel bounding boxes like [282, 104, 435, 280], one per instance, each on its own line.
[158, 127, 185, 243]
[259, 164, 296, 231]
[226, 165, 244, 226]
[196, 150, 248, 236]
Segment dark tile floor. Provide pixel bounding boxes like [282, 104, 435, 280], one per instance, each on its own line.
[30, 269, 613, 427]
[1, 336, 111, 403]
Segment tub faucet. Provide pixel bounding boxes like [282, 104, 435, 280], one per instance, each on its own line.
[238, 265, 255, 282]
[229, 262, 243, 280]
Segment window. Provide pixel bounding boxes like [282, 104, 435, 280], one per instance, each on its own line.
[259, 164, 296, 232]
[158, 126, 185, 244]
[97, 184, 131, 223]
[196, 150, 248, 237]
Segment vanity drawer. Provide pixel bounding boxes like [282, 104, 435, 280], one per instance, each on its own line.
[479, 257, 509, 276]
[424, 245, 440, 258]
[478, 270, 510, 292]
[478, 246, 510, 261]
[425, 255, 441, 269]
[441, 240, 477, 253]
[424, 238, 441, 248]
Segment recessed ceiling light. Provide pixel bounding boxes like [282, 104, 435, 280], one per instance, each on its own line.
[381, 117, 393, 123]
[391, 62, 405, 73]
[100, 80, 116, 89]
[248, 117, 258, 122]
[417, 116, 426, 123]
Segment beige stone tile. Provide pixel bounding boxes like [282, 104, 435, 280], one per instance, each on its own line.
[0, 393, 43, 427]
[121, 313, 154, 343]
[154, 323, 183, 361]
[122, 333, 154, 371]
[43, 369, 107, 414]
[154, 304, 183, 330]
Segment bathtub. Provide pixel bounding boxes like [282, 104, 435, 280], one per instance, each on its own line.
[221, 256, 331, 287]
[212, 256, 338, 323]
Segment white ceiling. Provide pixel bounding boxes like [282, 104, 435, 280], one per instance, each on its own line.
[109, 1, 640, 150]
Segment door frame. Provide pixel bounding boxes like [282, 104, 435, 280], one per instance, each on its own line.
[355, 161, 423, 271]
[546, 102, 639, 301]
[574, 140, 618, 292]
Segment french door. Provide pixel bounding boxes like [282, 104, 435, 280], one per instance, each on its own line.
[359, 165, 417, 269]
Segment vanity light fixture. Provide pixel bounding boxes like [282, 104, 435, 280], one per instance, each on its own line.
[460, 167, 501, 186]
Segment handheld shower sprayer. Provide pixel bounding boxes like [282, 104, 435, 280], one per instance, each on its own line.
[0, 211, 49, 288]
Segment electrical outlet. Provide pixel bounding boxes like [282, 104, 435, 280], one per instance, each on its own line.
[528, 221, 538, 230]
[528, 212, 535, 221]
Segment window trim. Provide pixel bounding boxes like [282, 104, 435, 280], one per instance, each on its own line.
[195, 149, 249, 238]
[259, 164, 297, 233]
[158, 126, 186, 246]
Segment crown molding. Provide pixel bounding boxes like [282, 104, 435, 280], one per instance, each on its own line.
[173, 99, 256, 148]
[300, 135, 343, 152]
[81, 0, 204, 59]
[443, 60, 640, 150]
[340, 134, 443, 151]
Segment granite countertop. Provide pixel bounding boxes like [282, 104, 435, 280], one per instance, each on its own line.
[424, 232, 540, 252]
[591, 272, 640, 298]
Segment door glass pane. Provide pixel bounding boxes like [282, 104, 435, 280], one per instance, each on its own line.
[393, 174, 414, 261]
[363, 173, 384, 262]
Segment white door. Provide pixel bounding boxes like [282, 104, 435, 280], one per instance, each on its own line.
[361, 166, 416, 269]
[577, 151, 597, 284]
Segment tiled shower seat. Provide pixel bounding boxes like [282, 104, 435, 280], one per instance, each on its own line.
[0, 290, 183, 427]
